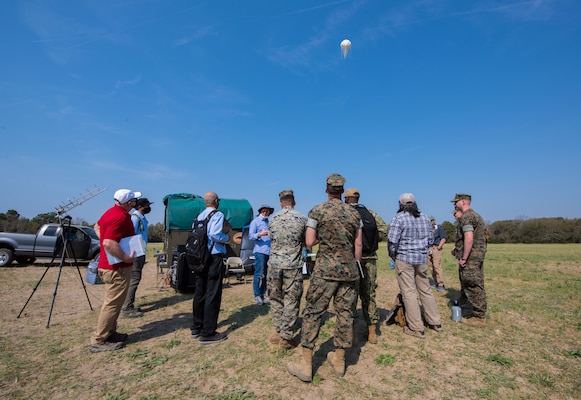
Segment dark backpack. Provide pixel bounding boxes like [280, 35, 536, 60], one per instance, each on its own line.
[354, 204, 379, 253]
[185, 210, 218, 273]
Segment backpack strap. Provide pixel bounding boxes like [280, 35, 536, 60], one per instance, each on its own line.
[198, 209, 219, 253]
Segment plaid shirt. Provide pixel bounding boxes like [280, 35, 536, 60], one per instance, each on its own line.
[388, 211, 434, 265]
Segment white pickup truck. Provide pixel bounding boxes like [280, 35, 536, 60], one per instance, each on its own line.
[0, 223, 100, 267]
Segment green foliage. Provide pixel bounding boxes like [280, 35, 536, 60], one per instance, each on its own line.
[489, 217, 581, 243]
[487, 353, 513, 366]
[148, 222, 165, 242]
[375, 353, 396, 366]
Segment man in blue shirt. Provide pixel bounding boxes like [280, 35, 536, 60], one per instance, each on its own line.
[249, 205, 274, 305]
[427, 216, 448, 292]
[388, 193, 442, 339]
[121, 197, 153, 318]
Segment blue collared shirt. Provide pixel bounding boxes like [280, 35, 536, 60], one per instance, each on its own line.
[131, 211, 149, 245]
[388, 212, 434, 265]
[249, 215, 271, 255]
[194, 207, 229, 255]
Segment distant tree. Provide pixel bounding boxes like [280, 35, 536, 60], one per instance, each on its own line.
[148, 222, 165, 243]
[441, 221, 456, 242]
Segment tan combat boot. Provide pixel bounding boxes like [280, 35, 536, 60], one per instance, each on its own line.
[286, 347, 313, 382]
[327, 348, 346, 377]
[278, 338, 295, 350]
[268, 330, 281, 345]
[367, 324, 378, 344]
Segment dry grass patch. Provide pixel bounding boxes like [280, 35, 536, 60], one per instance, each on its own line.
[0, 243, 579, 399]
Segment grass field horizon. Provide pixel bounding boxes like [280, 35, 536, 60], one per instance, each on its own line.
[1, 243, 579, 399]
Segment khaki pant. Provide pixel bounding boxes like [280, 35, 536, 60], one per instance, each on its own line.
[394, 259, 441, 332]
[90, 267, 132, 345]
[427, 246, 445, 286]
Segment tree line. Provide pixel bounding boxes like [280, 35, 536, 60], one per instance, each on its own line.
[0, 210, 166, 243]
[1, 209, 580, 244]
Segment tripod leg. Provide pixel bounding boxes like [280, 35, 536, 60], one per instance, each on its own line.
[47, 243, 68, 328]
[74, 259, 94, 311]
[17, 265, 51, 318]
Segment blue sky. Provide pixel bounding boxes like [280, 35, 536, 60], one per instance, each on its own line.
[1, 0, 580, 227]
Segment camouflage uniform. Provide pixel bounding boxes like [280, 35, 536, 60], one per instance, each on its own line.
[301, 196, 361, 350]
[454, 208, 487, 318]
[267, 201, 307, 341]
[352, 207, 388, 326]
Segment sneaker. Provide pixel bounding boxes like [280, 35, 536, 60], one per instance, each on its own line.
[108, 332, 128, 342]
[427, 324, 443, 333]
[263, 295, 271, 304]
[403, 326, 425, 340]
[255, 296, 264, 305]
[429, 282, 437, 289]
[121, 310, 144, 318]
[89, 340, 124, 353]
[199, 331, 228, 345]
[191, 329, 201, 339]
[436, 285, 446, 292]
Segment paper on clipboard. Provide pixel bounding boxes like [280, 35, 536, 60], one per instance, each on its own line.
[105, 234, 146, 264]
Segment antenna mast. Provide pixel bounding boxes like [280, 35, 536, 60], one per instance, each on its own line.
[55, 186, 108, 219]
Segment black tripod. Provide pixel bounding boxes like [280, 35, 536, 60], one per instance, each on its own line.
[17, 216, 93, 328]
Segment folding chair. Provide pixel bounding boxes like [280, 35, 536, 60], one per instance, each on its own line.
[224, 256, 248, 284]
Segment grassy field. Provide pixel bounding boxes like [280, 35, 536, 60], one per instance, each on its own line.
[0, 243, 579, 399]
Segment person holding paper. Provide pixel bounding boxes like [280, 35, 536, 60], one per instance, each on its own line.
[122, 197, 153, 318]
[286, 174, 362, 381]
[89, 189, 140, 353]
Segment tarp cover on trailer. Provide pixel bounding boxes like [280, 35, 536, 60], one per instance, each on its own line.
[163, 193, 253, 231]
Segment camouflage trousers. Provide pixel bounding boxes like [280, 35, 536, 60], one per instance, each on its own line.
[352, 258, 379, 325]
[300, 276, 358, 350]
[267, 267, 304, 341]
[459, 259, 487, 318]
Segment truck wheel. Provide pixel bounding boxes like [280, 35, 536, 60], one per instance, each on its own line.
[15, 256, 35, 266]
[0, 248, 14, 267]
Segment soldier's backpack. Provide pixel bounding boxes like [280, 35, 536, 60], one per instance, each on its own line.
[185, 210, 218, 273]
[354, 204, 379, 253]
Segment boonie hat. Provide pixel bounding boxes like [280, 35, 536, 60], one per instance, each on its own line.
[399, 193, 415, 205]
[258, 204, 274, 214]
[114, 189, 142, 204]
[279, 190, 294, 200]
[345, 188, 360, 198]
[450, 193, 471, 203]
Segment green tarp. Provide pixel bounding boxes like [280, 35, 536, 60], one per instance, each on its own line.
[163, 193, 254, 231]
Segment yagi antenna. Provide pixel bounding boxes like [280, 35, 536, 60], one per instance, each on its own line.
[55, 186, 108, 217]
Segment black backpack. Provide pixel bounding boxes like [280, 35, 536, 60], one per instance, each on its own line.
[354, 204, 379, 253]
[185, 210, 218, 273]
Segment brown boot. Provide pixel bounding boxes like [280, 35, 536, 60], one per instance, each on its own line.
[367, 324, 378, 344]
[278, 338, 295, 350]
[268, 330, 281, 345]
[286, 347, 313, 382]
[327, 348, 346, 377]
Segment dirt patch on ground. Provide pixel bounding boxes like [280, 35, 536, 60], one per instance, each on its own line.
[1, 249, 580, 399]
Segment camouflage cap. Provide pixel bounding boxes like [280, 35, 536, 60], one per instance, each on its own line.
[279, 189, 294, 200]
[326, 173, 346, 193]
[450, 193, 472, 203]
[344, 188, 360, 198]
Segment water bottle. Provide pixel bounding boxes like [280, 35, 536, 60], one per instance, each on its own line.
[451, 300, 462, 322]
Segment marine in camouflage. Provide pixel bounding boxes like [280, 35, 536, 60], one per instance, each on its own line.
[300, 197, 361, 349]
[454, 208, 487, 318]
[268, 206, 307, 340]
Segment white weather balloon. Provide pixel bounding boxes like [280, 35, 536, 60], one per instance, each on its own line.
[340, 39, 351, 59]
